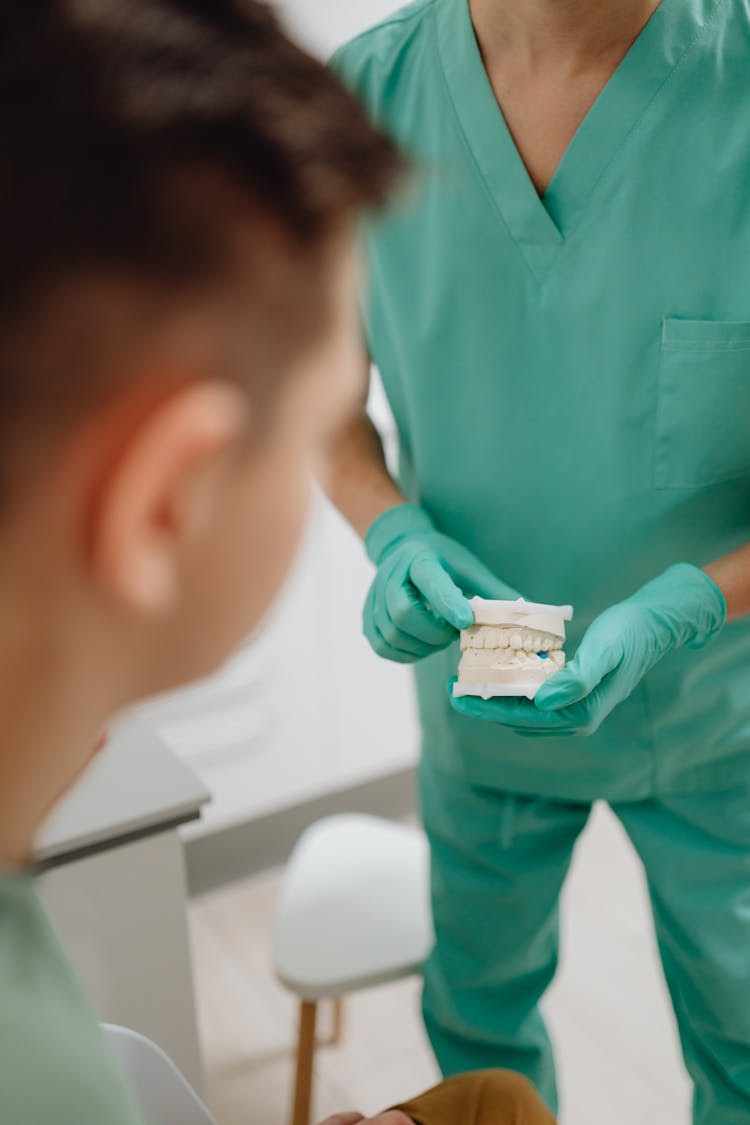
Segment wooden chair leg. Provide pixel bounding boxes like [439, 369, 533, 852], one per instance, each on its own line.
[330, 998, 344, 1046]
[291, 1000, 317, 1125]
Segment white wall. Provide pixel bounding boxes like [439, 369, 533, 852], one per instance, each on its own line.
[274, 0, 404, 58]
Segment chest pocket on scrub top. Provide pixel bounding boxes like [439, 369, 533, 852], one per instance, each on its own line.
[655, 318, 750, 489]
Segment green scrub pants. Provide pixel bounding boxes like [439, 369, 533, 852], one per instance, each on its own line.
[420, 759, 750, 1125]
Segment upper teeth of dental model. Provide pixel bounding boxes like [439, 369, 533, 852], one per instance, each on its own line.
[453, 598, 574, 701]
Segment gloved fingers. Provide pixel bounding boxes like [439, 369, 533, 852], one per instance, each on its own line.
[366, 617, 423, 663]
[363, 586, 423, 663]
[384, 567, 457, 647]
[533, 668, 594, 711]
[371, 596, 432, 659]
[449, 689, 577, 731]
[517, 678, 618, 736]
[408, 552, 473, 630]
[448, 681, 608, 735]
[534, 639, 620, 711]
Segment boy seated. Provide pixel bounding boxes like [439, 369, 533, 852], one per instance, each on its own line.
[0, 2, 554, 1122]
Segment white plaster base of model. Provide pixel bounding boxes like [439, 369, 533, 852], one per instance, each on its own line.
[452, 681, 546, 701]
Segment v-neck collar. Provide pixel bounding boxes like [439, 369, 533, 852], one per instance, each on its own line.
[435, 0, 727, 281]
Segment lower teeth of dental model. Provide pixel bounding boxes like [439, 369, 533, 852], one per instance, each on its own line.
[458, 648, 565, 669]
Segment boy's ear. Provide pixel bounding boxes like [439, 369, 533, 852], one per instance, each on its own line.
[89, 380, 248, 615]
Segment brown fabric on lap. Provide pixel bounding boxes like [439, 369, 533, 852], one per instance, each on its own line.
[390, 1070, 556, 1125]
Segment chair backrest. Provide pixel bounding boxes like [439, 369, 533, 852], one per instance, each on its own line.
[102, 1024, 217, 1125]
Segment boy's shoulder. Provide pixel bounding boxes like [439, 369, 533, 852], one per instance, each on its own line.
[330, 0, 438, 101]
[0, 876, 145, 1125]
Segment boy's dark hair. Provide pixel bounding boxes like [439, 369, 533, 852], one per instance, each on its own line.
[0, 0, 404, 504]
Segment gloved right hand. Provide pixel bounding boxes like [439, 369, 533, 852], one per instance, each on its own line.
[363, 503, 519, 663]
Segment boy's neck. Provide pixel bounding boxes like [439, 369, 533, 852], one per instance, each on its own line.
[0, 558, 112, 869]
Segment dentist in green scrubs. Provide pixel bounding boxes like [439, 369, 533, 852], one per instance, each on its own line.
[328, 1, 750, 1121]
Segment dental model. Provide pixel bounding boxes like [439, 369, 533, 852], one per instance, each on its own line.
[453, 598, 574, 701]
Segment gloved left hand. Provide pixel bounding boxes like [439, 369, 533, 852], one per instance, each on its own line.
[363, 503, 519, 664]
[450, 563, 726, 737]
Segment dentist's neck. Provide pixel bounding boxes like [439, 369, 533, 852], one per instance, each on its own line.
[470, 0, 662, 71]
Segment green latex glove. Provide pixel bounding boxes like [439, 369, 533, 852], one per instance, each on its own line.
[363, 504, 519, 664]
[450, 563, 726, 735]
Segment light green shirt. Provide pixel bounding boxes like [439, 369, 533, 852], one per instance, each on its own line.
[334, 0, 750, 800]
[0, 872, 145, 1125]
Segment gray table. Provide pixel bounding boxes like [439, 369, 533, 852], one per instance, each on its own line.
[35, 719, 210, 1091]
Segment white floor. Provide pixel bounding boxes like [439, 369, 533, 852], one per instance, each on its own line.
[188, 803, 692, 1125]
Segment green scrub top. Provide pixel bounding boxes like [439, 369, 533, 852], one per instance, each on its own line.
[0, 873, 146, 1125]
[333, 0, 750, 801]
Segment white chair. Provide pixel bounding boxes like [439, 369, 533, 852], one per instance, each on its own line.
[102, 1024, 217, 1125]
[273, 814, 434, 1125]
